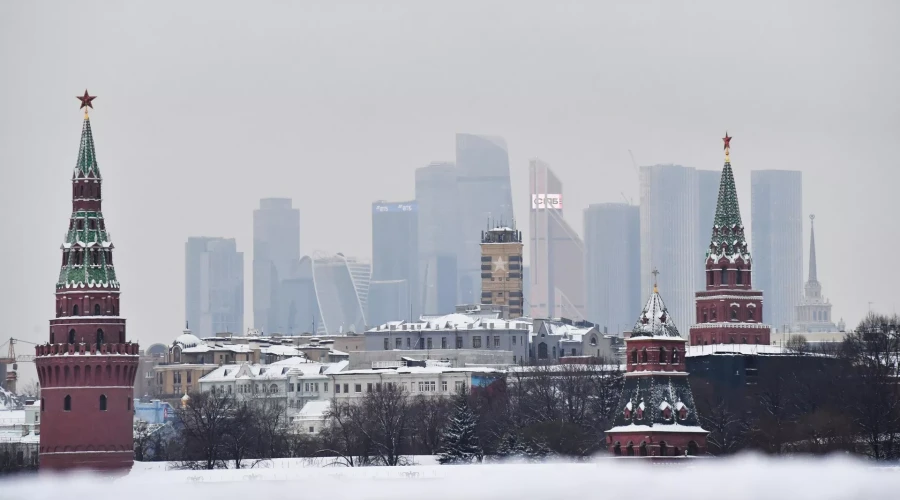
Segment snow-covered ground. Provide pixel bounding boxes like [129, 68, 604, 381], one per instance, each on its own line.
[4, 455, 900, 499]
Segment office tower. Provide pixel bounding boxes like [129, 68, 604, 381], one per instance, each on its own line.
[311, 253, 371, 334]
[253, 198, 300, 334]
[278, 256, 319, 335]
[529, 159, 586, 321]
[689, 134, 771, 346]
[794, 215, 839, 332]
[639, 164, 699, 335]
[416, 162, 459, 314]
[584, 203, 640, 335]
[370, 200, 419, 322]
[185, 237, 245, 338]
[456, 134, 515, 306]
[480, 226, 524, 318]
[751, 170, 803, 332]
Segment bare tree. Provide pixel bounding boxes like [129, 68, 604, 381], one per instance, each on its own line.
[357, 384, 412, 466]
[175, 391, 236, 469]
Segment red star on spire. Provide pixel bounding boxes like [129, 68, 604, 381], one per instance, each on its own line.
[723, 131, 732, 150]
[77, 90, 96, 109]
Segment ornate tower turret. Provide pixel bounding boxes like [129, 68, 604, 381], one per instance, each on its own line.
[688, 134, 771, 345]
[605, 276, 708, 457]
[34, 92, 139, 472]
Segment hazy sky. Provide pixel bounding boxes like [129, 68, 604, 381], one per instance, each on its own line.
[2, 1, 898, 363]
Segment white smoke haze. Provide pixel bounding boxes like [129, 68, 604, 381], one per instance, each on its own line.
[4, 454, 898, 500]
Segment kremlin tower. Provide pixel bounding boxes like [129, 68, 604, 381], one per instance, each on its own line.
[688, 134, 771, 346]
[34, 91, 139, 471]
[605, 277, 708, 456]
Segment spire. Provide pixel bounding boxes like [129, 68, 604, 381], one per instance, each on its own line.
[808, 214, 818, 283]
[632, 285, 681, 338]
[707, 132, 748, 260]
[74, 115, 101, 179]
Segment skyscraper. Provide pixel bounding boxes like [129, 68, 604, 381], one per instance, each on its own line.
[584, 203, 640, 335]
[311, 253, 370, 334]
[370, 200, 418, 322]
[416, 162, 459, 315]
[185, 237, 244, 338]
[278, 256, 318, 335]
[253, 198, 300, 333]
[751, 170, 803, 332]
[480, 226, 524, 318]
[640, 164, 699, 335]
[529, 159, 585, 321]
[456, 134, 515, 306]
[697, 169, 722, 285]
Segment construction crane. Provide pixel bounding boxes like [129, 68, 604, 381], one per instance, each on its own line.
[1, 337, 36, 394]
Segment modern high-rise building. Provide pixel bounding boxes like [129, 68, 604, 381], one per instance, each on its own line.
[794, 215, 839, 333]
[370, 200, 418, 322]
[253, 198, 300, 334]
[480, 226, 524, 318]
[185, 237, 244, 338]
[416, 162, 459, 315]
[456, 134, 515, 306]
[528, 159, 585, 321]
[277, 256, 318, 335]
[311, 253, 371, 334]
[639, 164, 699, 335]
[584, 203, 640, 335]
[751, 170, 803, 332]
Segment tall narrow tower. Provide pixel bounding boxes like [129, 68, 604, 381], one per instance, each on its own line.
[480, 224, 524, 318]
[688, 134, 771, 346]
[35, 92, 139, 471]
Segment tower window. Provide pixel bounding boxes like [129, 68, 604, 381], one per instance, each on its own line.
[94, 304, 101, 316]
[672, 349, 679, 363]
[659, 347, 667, 364]
[707, 271, 713, 286]
[64, 395, 71, 412]
[731, 308, 738, 320]
[97, 328, 105, 347]
[631, 349, 637, 364]
[641, 348, 648, 363]
[736, 269, 743, 284]
[99, 394, 107, 411]
[68, 329, 76, 344]
[720, 268, 727, 285]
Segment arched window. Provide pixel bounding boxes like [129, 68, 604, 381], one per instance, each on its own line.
[659, 347, 667, 364]
[64, 395, 71, 412]
[687, 441, 699, 456]
[96, 329, 104, 348]
[73, 304, 79, 316]
[68, 329, 76, 344]
[639, 442, 648, 456]
[659, 441, 668, 457]
[613, 443, 621, 456]
[672, 349, 679, 363]
[94, 304, 101, 315]
[538, 343, 548, 359]
[741, 337, 747, 344]
[631, 349, 638, 364]
[747, 308, 754, 321]
[641, 348, 648, 363]
[731, 307, 738, 320]
[736, 269, 743, 284]
[590, 335, 597, 346]
[626, 442, 634, 456]
[720, 267, 727, 285]
[99, 394, 107, 411]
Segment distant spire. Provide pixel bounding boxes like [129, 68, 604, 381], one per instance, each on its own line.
[808, 214, 818, 283]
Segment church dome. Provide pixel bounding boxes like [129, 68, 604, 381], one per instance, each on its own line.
[174, 332, 202, 348]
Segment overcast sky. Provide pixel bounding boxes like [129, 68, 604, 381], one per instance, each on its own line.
[1, 1, 898, 365]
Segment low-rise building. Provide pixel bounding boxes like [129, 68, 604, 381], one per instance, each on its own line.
[330, 365, 501, 401]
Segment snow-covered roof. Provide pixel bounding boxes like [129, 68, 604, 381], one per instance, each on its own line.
[200, 362, 298, 383]
[174, 331, 202, 348]
[296, 400, 331, 420]
[631, 288, 681, 338]
[333, 366, 498, 377]
[369, 314, 531, 333]
[606, 423, 708, 434]
[287, 360, 349, 377]
[686, 344, 790, 357]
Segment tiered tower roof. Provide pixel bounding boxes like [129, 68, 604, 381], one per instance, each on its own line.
[706, 133, 750, 263]
[631, 285, 681, 338]
[74, 115, 101, 179]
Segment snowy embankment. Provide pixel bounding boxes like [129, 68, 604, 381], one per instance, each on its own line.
[5, 454, 900, 499]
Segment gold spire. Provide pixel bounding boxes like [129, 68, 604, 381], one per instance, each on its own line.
[84, 108, 89, 119]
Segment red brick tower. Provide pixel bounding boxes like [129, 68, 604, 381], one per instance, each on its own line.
[605, 279, 707, 457]
[688, 133, 771, 346]
[35, 92, 139, 471]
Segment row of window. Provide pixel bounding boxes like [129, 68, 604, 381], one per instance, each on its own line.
[701, 306, 755, 322]
[334, 380, 465, 394]
[62, 248, 113, 267]
[706, 268, 747, 287]
[694, 335, 762, 345]
[629, 347, 681, 364]
[612, 440, 699, 456]
[46, 394, 131, 412]
[60, 303, 119, 317]
[383, 335, 522, 350]
[69, 217, 106, 231]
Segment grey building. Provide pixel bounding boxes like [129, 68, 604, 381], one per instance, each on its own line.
[253, 198, 300, 334]
[311, 253, 371, 334]
[640, 164, 699, 336]
[185, 237, 244, 338]
[365, 314, 532, 365]
[278, 256, 319, 335]
[584, 203, 640, 336]
[697, 169, 722, 285]
[416, 162, 460, 315]
[371, 200, 418, 322]
[751, 170, 803, 332]
[456, 134, 515, 307]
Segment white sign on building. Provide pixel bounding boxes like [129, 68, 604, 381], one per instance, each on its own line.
[531, 194, 563, 210]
